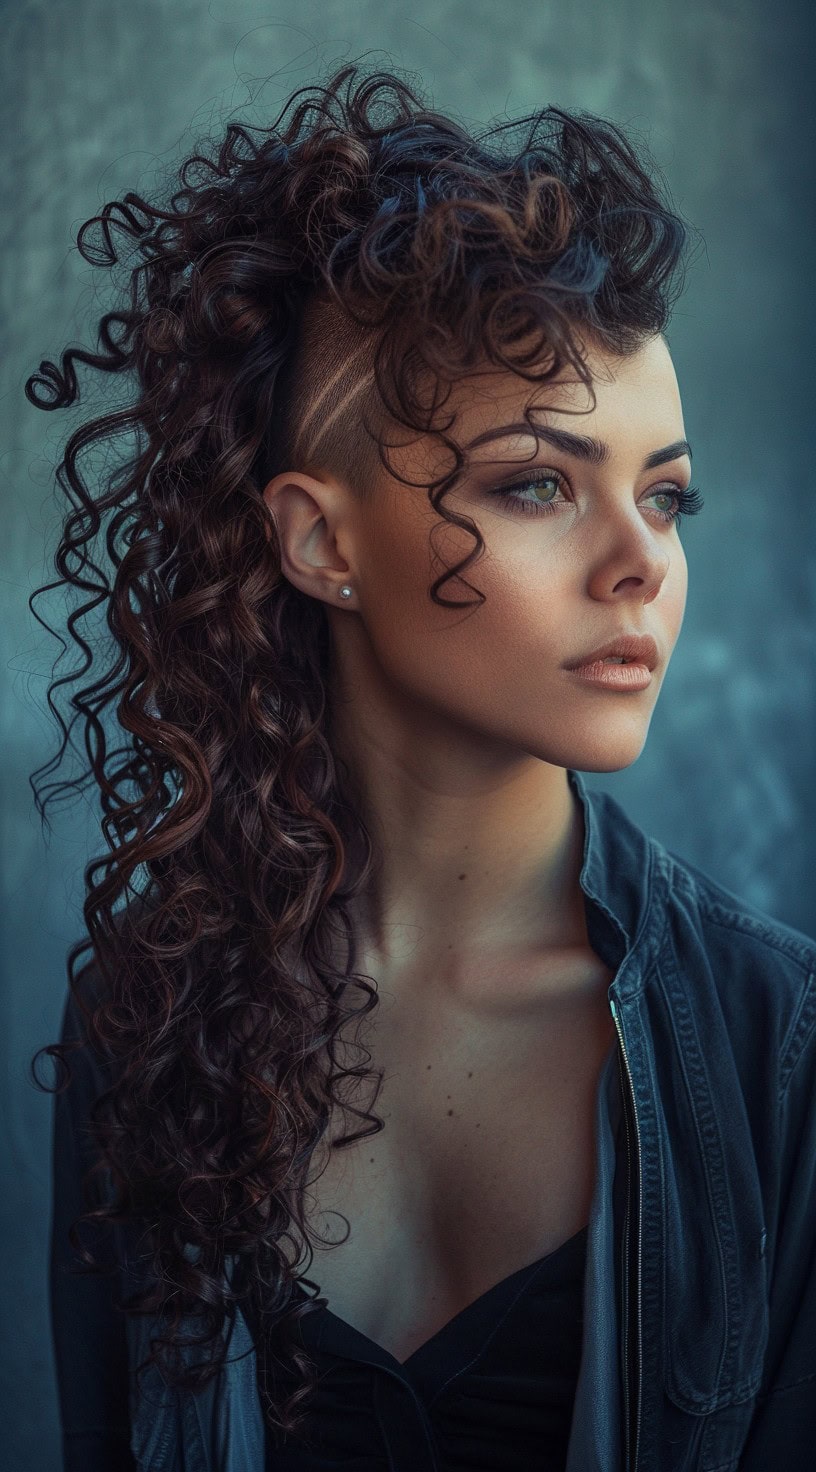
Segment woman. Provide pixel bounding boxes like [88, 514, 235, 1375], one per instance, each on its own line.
[33, 60, 815, 1472]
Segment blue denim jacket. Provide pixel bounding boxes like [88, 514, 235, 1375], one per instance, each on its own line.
[50, 768, 816, 1470]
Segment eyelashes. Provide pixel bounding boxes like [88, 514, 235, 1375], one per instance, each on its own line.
[488, 468, 705, 526]
[665, 484, 705, 524]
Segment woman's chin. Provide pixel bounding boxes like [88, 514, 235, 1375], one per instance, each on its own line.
[536, 724, 652, 774]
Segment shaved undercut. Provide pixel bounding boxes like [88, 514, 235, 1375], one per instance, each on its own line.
[278, 290, 387, 499]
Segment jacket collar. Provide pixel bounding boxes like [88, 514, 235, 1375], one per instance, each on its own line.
[567, 766, 657, 991]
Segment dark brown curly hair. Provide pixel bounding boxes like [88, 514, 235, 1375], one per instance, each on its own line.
[28, 57, 693, 1440]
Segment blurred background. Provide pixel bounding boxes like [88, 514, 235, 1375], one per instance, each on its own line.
[1, 1, 813, 1464]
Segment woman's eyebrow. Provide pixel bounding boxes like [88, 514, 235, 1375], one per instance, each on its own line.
[467, 423, 692, 470]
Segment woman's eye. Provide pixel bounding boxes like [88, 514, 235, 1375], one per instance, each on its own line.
[489, 470, 565, 516]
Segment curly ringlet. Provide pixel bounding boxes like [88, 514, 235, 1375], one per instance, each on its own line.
[27, 58, 693, 1438]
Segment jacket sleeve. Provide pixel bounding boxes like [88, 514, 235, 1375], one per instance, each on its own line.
[49, 971, 136, 1472]
[737, 971, 816, 1467]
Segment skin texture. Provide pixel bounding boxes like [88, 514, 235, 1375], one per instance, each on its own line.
[263, 330, 690, 1000]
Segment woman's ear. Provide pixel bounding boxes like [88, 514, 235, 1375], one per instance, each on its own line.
[262, 470, 357, 606]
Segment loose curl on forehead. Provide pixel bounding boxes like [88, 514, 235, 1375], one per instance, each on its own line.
[28, 59, 692, 1439]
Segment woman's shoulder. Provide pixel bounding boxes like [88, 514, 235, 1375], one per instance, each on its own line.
[657, 838, 816, 970]
[649, 834, 816, 1083]
[580, 773, 815, 1004]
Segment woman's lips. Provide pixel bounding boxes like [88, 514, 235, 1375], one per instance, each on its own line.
[565, 659, 653, 690]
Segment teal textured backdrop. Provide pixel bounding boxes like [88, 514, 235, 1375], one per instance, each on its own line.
[1, 2, 813, 1466]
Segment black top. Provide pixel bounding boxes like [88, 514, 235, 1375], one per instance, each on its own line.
[254, 1223, 588, 1471]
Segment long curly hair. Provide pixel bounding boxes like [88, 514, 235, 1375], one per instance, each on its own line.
[29, 58, 693, 1439]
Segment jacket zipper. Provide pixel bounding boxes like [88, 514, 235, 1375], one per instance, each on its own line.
[609, 996, 642, 1472]
[616, 1040, 631, 1461]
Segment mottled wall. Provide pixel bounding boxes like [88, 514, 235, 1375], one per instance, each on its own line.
[1, 1, 813, 1465]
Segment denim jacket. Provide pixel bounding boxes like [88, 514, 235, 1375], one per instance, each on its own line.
[50, 768, 816, 1471]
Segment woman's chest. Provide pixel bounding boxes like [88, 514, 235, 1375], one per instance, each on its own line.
[295, 955, 617, 1362]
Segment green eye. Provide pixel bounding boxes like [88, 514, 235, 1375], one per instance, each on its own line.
[489, 469, 566, 516]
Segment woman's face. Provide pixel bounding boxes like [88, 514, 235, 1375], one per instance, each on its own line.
[329, 330, 691, 775]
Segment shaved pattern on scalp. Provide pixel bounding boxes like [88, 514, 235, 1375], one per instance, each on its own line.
[279, 291, 385, 497]
[292, 361, 376, 477]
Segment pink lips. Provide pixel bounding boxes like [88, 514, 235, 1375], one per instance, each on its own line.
[566, 660, 653, 690]
[563, 633, 659, 672]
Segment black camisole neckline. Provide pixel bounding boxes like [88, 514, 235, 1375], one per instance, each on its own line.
[256, 1221, 589, 1470]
